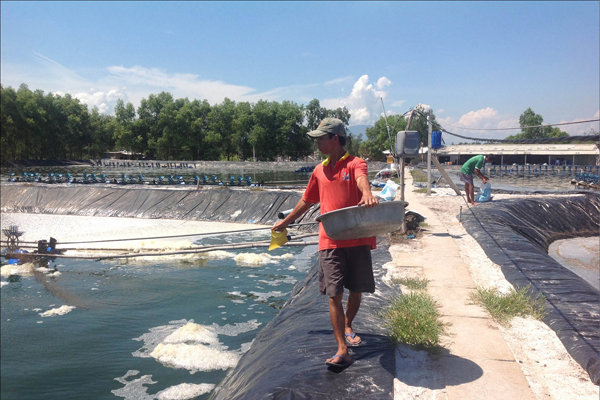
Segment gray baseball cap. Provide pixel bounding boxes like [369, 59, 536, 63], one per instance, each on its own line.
[307, 117, 346, 138]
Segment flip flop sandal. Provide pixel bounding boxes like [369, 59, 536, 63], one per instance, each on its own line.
[325, 354, 353, 369]
[345, 332, 362, 347]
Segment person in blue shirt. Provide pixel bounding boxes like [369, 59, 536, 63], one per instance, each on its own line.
[460, 154, 493, 205]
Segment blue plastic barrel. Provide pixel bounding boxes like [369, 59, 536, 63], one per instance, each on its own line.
[431, 131, 442, 149]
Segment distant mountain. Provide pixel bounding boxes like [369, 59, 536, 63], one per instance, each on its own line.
[347, 125, 372, 140]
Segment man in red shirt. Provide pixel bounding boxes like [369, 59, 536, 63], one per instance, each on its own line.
[273, 117, 379, 368]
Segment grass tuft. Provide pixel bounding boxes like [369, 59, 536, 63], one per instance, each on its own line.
[381, 292, 446, 352]
[391, 277, 429, 290]
[414, 188, 436, 194]
[470, 286, 547, 326]
[410, 169, 428, 182]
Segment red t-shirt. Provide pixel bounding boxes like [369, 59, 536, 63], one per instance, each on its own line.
[302, 153, 377, 251]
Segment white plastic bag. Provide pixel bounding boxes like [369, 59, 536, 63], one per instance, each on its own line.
[376, 179, 399, 202]
[475, 182, 492, 203]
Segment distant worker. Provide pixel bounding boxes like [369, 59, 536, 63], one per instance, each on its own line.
[460, 154, 493, 205]
[273, 117, 379, 369]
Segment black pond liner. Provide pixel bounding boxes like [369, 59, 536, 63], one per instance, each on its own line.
[211, 239, 399, 400]
[460, 193, 600, 385]
[0, 185, 317, 226]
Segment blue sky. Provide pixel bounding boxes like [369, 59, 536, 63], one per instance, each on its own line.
[2, 1, 599, 141]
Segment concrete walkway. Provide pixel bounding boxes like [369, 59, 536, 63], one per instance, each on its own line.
[393, 179, 536, 399]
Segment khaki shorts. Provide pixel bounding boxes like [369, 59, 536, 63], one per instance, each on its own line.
[318, 245, 375, 297]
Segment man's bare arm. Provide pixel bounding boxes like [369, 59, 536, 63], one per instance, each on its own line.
[474, 169, 488, 184]
[357, 175, 379, 208]
[272, 198, 313, 231]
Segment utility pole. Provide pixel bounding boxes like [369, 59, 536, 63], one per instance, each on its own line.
[401, 110, 416, 202]
[427, 110, 433, 196]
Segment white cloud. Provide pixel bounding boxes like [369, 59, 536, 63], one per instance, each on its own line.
[321, 75, 393, 125]
[1, 52, 290, 114]
[557, 112, 600, 135]
[324, 76, 352, 86]
[103, 65, 266, 105]
[73, 89, 125, 114]
[376, 77, 392, 89]
[437, 107, 519, 141]
[437, 108, 600, 142]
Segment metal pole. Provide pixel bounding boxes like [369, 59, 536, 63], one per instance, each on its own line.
[400, 157, 405, 201]
[427, 112, 432, 195]
[399, 110, 415, 203]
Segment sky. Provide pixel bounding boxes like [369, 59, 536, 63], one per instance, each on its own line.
[1, 1, 599, 142]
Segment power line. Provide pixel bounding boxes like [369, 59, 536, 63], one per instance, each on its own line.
[412, 110, 599, 143]
[440, 128, 599, 144]
[444, 118, 599, 131]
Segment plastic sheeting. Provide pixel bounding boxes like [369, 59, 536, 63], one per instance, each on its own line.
[460, 194, 600, 385]
[0, 185, 319, 227]
[212, 239, 398, 400]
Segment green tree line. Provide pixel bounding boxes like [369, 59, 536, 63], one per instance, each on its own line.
[506, 108, 569, 140]
[1, 83, 359, 161]
[3, 83, 568, 163]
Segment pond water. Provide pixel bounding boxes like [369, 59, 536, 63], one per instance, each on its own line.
[1, 214, 318, 400]
[428, 167, 598, 192]
[548, 236, 600, 291]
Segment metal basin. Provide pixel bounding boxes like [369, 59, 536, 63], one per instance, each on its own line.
[316, 201, 408, 240]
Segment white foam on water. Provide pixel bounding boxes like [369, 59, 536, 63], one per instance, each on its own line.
[150, 342, 239, 373]
[156, 383, 216, 400]
[204, 250, 237, 260]
[133, 319, 260, 374]
[212, 319, 261, 336]
[128, 239, 194, 252]
[218, 305, 225, 308]
[247, 274, 258, 277]
[231, 300, 245, 304]
[1, 262, 36, 277]
[233, 252, 294, 267]
[32, 308, 42, 312]
[288, 265, 297, 270]
[1, 281, 8, 288]
[249, 291, 287, 302]
[133, 320, 194, 358]
[112, 370, 156, 400]
[258, 276, 297, 287]
[39, 305, 76, 317]
[240, 341, 254, 354]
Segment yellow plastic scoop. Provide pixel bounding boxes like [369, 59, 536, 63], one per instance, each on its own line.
[269, 229, 289, 251]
